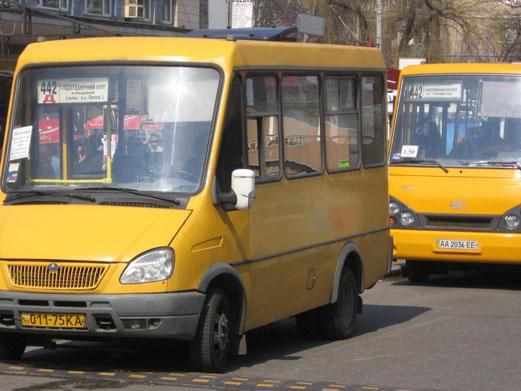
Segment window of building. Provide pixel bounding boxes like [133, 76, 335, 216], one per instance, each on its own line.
[361, 76, 386, 167]
[246, 75, 281, 180]
[282, 75, 321, 177]
[163, 0, 173, 22]
[124, 0, 151, 19]
[40, 0, 68, 10]
[85, 0, 111, 16]
[325, 77, 360, 172]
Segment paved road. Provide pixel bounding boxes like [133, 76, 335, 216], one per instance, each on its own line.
[2, 267, 521, 390]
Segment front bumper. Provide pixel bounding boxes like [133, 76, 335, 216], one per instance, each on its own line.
[0, 290, 205, 341]
[392, 229, 521, 264]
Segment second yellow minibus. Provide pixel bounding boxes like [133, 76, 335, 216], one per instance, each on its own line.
[0, 35, 389, 371]
[390, 63, 521, 283]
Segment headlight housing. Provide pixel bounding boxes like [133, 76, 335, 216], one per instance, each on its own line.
[505, 214, 520, 230]
[389, 197, 419, 228]
[498, 205, 521, 232]
[120, 248, 174, 284]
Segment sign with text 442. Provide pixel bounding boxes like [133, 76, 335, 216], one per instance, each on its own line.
[38, 78, 109, 104]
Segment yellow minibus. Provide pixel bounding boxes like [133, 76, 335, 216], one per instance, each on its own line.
[390, 63, 521, 283]
[0, 35, 389, 371]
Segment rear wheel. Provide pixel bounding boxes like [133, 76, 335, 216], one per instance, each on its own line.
[0, 334, 27, 360]
[406, 260, 430, 283]
[318, 268, 357, 340]
[189, 289, 232, 372]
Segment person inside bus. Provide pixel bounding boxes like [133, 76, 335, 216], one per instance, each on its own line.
[416, 119, 443, 158]
[74, 144, 99, 175]
[472, 118, 504, 159]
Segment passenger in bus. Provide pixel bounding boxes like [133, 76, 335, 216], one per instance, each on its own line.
[74, 144, 99, 175]
[451, 118, 503, 159]
[472, 118, 504, 159]
[147, 134, 164, 174]
[416, 119, 443, 158]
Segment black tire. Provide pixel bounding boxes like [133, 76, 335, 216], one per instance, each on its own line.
[0, 334, 27, 360]
[406, 260, 430, 283]
[295, 309, 321, 339]
[189, 289, 232, 372]
[318, 268, 357, 340]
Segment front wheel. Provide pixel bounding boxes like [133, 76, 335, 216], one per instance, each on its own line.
[406, 260, 430, 283]
[0, 334, 27, 360]
[318, 268, 357, 340]
[189, 289, 232, 372]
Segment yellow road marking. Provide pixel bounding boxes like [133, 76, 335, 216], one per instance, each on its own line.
[297, 382, 313, 385]
[201, 374, 217, 378]
[289, 386, 307, 390]
[192, 379, 211, 383]
[323, 388, 345, 391]
[160, 377, 179, 381]
[169, 373, 185, 376]
[328, 385, 346, 388]
[232, 377, 250, 381]
[98, 372, 116, 377]
[257, 384, 274, 388]
[224, 381, 243, 386]
[129, 374, 147, 379]
[264, 380, 281, 383]
[361, 387, 380, 390]
[37, 368, 54, 373]
[68, 371, 85, 375]
[8, 366, 24, 371]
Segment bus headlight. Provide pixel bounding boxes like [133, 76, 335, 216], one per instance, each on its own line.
[504, 214, 520, 230]
[389, 202, 400, 216]
[400, 212, 415, 226]
[120, 248, 174, 284]
[389, 197, 418, 228]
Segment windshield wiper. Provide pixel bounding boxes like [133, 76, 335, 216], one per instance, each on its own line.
[77, 186, 181, 206]
[4, 190, 96, 203]
[462, 161, 521, 171]
[392, 158, 449, 173]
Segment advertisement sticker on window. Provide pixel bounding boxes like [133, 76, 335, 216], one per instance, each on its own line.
[10, 125, 33, 161]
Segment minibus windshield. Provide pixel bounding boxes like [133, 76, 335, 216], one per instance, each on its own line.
[3, 65, 220, 194]
[390, 74, 521, 168]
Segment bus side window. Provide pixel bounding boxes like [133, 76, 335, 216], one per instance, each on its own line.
[245, 75, 280, 180]
[216, 76, 244, 193]
[282, 75, 321, 176]
[361, 76, 386, 167]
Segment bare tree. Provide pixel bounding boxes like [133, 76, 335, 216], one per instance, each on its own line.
[253, 0, 515, 65]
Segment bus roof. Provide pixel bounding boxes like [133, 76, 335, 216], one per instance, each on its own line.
[15, 36, 385, 74]
[400, 63, 521, 76]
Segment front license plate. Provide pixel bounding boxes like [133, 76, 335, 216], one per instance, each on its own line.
[436, 239, 479, 251]
[21, 312, 87, 329]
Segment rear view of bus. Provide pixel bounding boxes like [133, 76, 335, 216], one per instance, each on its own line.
[389, 64, 521, 283]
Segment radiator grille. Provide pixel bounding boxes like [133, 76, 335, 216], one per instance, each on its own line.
[423, 215, 494, 230]
[7, 263, 108, 290]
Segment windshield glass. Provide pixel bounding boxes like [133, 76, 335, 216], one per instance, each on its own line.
[3, 65, 220, 194]
[390, 74, 521, 168]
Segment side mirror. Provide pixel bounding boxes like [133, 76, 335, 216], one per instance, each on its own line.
[231, 169, 255, 210]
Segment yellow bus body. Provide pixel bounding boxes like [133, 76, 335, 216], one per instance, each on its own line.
[390, 63, 521, 277]
[0, 37, 389, 369]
